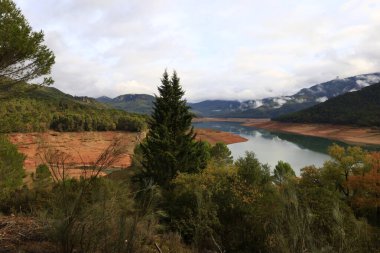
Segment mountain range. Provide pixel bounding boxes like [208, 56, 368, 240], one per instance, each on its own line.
[96, 72, 380, 118]
[274, 82, 380, 127]
[190, 72, 380, 118]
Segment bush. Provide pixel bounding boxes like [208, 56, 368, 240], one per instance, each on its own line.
[0, 135, 25, 206]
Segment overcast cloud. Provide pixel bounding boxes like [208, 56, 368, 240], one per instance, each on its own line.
[14, 0, 380, 101]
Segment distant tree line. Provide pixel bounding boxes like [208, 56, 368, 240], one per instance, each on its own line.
[0, 98, 147, 133]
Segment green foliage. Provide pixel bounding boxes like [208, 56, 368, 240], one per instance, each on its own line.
[0, 0, 55, 87]
[273, 160, 296, 185]
[169, 152, 278, 252]
[29, 176, 192, 253]
[33, 164, 52, 192]
[210, 142, 233, 166]
[140, 71, 208, 187]
[0, 135, 24, 204]
[235, 151, 271, 185]
[270, 182, 374, 253]
[0, 84, 147, 133]
[168, 147, 380, 252]
[275, 83, 380, 127]
[1, 138, 380, 252]
[322, 144, 369, 198]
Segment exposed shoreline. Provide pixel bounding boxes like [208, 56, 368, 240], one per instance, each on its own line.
[194, 118, 380, 146]
[7, 129, 247, 178]
[195, 128, 248, 145]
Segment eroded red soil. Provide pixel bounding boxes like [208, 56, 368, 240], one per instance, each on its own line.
[8, 131, 140, 178]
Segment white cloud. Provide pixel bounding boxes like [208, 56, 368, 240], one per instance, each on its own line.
[14, 0, 380, 101]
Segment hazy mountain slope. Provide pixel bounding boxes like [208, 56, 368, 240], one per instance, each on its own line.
[96, 96, 113, 103]
[188, 100, 241, 117]
[192, 72, 380, 118]
[274, 83, 380, 127]
[96, 94, 155, 114]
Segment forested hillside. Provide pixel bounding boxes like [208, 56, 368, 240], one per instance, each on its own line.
[96, 94, 155, 114]
[274, 83, 380, 127]
[0, 83, 147, 133]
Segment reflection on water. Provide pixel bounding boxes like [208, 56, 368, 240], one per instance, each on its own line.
[193, 121, 379, 175]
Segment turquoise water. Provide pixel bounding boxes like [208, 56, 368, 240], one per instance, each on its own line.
[193, 121, 353, 174]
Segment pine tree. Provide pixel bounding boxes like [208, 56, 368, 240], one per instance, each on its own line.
[0, 0, 55, 87]
[141, 70, 208, 187]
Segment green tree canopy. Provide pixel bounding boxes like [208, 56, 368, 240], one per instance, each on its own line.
[0, 135, 24, 202]
[273, 160, 296, 186]
[0, 0, 55, 87]
[210, 142, 233, 166]
[141, 70, 208, 187]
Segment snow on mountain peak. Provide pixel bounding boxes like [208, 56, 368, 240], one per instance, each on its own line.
[316, 96, 328, 102]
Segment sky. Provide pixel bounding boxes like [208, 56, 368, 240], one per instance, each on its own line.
[14, 0, 380, 102]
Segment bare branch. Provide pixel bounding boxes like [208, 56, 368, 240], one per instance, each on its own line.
[154, 242, 163, 253]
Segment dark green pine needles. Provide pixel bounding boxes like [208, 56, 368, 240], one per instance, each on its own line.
[141, 70, 208, 187]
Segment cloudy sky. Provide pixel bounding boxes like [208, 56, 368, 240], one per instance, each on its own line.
[15, 0, 380, 102]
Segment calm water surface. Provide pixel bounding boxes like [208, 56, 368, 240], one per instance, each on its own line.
[193, 121, 349, 174]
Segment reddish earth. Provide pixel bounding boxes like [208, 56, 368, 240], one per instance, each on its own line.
[8, 131, 141, 179]
[195, 128, 248, 145]
[7, 129, 245, 179]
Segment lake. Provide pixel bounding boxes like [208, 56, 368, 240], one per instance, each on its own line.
[193, 121, 348, 174]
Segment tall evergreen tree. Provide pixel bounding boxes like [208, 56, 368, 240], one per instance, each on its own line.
[141, 70, 208, 187]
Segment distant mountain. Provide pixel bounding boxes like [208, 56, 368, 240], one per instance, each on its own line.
[96, 96, 113, 103]
[97, 73, 380, 117]
[189, 100, 241, 117]
[96, 94, 155, 114]
[274, 82, 380, 127]
[190, 72, 380, 118]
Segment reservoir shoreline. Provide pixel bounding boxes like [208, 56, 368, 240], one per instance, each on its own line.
[193, 118, 380, 146]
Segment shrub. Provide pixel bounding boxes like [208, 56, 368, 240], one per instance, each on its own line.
[0, 135, 25, 206]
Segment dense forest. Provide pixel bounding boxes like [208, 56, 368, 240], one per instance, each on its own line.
[0, 83, 147, 133]
[274, 83, 380, 127]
